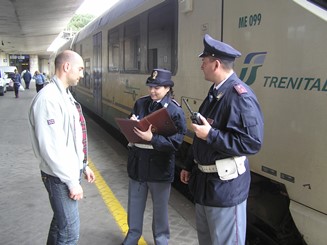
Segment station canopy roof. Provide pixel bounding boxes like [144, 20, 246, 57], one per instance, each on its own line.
[0, 0, 84, 58]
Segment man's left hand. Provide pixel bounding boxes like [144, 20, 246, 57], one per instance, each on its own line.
[191, 114, 211, 140]
[84, 166, 96, 183]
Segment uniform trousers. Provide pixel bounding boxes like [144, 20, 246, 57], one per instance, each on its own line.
[195, 200, 247, 245]
[123, 178, 171, 245]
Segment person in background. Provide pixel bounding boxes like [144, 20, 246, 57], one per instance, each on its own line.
[28, 50, 96, 244]
[122, 69, 187, 245]
[180, 34, 264, 245]
[23, 69, 32, 89]
[13, 69, 21, 98]
[43, 72, 50, 85]
[33, 70, 45, 92]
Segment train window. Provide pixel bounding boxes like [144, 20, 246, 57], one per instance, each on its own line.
[308, 0, 327, 10]
[147, 1, 177, 73]
[108, 30, 120, 72]
[84, 58, 91, 88]
[123, 19, 140, 72]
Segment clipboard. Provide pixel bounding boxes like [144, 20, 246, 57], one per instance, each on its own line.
[115, 108, 177, 143]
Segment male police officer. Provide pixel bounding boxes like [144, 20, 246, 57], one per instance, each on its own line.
[180, 34, 264, 245]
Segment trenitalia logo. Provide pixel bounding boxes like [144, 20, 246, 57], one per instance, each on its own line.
[240, 52, 327, 92]
[239, 52, 267, 86]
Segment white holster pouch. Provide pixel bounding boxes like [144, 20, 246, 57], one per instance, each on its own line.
[215, 156, 246, 181]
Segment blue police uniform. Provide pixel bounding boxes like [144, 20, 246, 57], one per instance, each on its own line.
[185, 34, 264, 245]
[127, 95, 187, 182]
[123, 69, 187, 245]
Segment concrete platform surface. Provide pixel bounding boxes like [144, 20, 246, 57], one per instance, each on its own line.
[0, 83, 198, 245]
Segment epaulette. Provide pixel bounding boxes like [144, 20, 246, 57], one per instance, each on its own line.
[171, 99, 181, 107]
[234, 84, 247, 95]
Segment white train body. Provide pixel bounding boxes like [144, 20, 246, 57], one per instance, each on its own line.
[52, 0, 327, 243]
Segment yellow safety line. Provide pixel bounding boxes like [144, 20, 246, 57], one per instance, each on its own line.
[88, 160, 147, 245]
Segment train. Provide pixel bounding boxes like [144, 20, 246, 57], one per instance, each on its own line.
[50, 0, 327, 244]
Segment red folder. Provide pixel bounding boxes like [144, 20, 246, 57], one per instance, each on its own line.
[115, 108, 177, 143]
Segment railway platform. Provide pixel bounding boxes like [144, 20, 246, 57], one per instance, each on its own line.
[0, 82, 198, 245]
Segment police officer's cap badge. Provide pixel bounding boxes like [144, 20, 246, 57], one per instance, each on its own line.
[152, 70, 158, 80]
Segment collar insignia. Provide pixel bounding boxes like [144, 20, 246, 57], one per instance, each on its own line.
[216, 92, 224, 101]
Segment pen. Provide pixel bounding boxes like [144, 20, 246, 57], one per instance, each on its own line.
[131, 114, 139, 121]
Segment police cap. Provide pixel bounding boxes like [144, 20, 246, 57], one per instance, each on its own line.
[146, 69, 174, 87]
[199, 34, 241, 61]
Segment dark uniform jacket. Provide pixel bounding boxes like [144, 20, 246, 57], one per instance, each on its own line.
[127, 94, 187, 183]
[185, 73, 264, 207]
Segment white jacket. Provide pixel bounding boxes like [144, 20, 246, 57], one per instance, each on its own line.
[28, 76, 85, 190]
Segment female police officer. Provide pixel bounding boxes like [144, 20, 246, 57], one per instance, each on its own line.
[122, 69, 187, 245]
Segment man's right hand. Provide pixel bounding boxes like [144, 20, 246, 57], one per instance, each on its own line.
[69, 184, 83, 201]
[180, 169, 190, 184]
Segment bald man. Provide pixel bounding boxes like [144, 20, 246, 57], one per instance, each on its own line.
[29, 50, 95, 244]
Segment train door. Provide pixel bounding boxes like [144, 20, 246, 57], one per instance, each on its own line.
[93, 32, 102, 115]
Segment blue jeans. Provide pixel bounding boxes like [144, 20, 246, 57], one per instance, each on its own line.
[14, 82, 20, 97]
[41, 171, 80, 245]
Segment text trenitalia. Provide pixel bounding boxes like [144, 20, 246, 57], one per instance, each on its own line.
[263, 76, 327, 92]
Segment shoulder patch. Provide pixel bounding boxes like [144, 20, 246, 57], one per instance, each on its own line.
[234, 84, 247, 95]
[47, 119, 55, 125]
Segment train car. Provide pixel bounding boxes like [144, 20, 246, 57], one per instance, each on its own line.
[53, 0, 327, 244]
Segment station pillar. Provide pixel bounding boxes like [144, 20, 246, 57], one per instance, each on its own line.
[29, 55, 39, 75]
